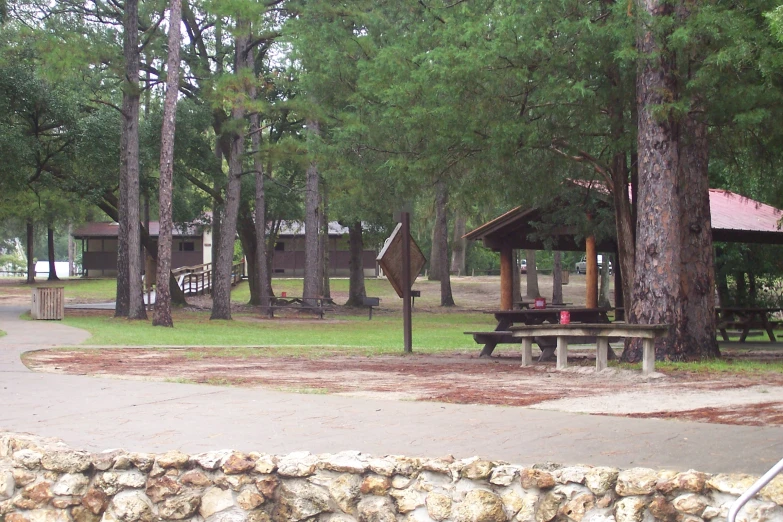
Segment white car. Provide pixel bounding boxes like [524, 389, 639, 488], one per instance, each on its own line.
[574, 255, 612, 274]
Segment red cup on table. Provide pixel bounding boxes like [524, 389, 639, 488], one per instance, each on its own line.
[560, 310, 570, 324]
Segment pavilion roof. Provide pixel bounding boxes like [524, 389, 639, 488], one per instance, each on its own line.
[466, 188, 783, 251]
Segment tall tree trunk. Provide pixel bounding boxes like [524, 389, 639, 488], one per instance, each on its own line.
[25, 220, 35, 284]
[525, 249, 539, 298]
[450, 212, 467, 276]
[320, 189, 330, 299]
[152, 0, 182, 327]
[237, 204, 262, 305]
[68, 223, 75, 277]
[210, 30, 248, 321]
[678, 105, 719, 358]
[613, 166, 636, 313]
[117, 0, 144, 319]
[552, 251, 563, 305]
[625, 0, 681, 361]
[434, 180, 454, 306]
[248, 46, 270, 314]
[598, 256, 611, 307]
[265, 220, 281, 297]
[428, 207, 443, 282]
[345, 221, 367, 307]
[47, 227, 59, 281]
[116, 103, 130, 314]
[238, 204, 259, 305]
[302, 119, 321, 305]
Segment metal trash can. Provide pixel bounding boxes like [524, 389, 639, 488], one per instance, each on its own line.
[31, 287, 64, 320]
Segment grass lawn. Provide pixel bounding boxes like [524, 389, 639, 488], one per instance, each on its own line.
[62, 310, 495, 356]
[0, 278, 117, 301]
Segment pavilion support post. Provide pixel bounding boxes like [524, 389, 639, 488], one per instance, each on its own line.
[500, 246, 513, 310]
[586, 234, 598, 309]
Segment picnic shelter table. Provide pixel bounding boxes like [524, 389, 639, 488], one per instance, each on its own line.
[715, 307, 781, 342]
[468, 307, 613, 357]
[509, 323, 668, 375]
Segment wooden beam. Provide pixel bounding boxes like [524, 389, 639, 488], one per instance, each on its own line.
[586, 234, 598, 308]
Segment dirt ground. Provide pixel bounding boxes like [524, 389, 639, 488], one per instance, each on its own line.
[8, 275, 783, 427]
[23, 341, 783, 427]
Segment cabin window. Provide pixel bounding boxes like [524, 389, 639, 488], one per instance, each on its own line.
[275, 242, 285, 251]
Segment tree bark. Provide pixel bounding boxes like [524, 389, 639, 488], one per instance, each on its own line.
[25, 220, 35, 284]
[434, 180, 454, 306]
[552, 251, 563, 305]
[238, 204, 259, 305]
[320, 189, 330, 299]
[612, 158, 636, 313]
[450, 212, 467, 276]
[302, 119, 321, 305]
[428, 205, 443, 282]
[117, 0, 144, 319]
[525, 249, 539, 298]
[345, 221, 367, 307]
[599, 256, 611, 307]
[68, 223, 75, 277]
[625, 0, 682, 361]
[152, 0, 182, 327]
[210, 29, 248, 321]
[47, 227, 59, 281]
[678, 104, 719, 358]
[248, 44, 270, 314]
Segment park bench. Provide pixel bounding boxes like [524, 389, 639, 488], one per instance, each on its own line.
[509, 323, 669, 375]
[265, 297, 332, 319]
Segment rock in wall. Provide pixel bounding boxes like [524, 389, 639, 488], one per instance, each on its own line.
[0, 432, 781, 522]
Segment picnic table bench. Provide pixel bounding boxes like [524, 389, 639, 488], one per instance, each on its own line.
[510, 323, 669, 375]
[467, 308, 614, 358]
[265, 296, 333, 319]
[715, 307, 782, 342]
[514, 301, 573, 309]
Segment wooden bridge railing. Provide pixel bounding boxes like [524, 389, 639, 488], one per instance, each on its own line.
[171, 260, 244, 296]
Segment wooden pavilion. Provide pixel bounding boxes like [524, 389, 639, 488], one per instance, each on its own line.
[465, 189, 783, 310]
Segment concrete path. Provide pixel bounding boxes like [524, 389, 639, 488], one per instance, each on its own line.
[0, 306, 781, 475]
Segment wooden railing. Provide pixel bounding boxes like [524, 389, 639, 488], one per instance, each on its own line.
[171, 260, 244, 296]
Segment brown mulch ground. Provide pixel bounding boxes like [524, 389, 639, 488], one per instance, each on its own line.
[22, 343, 783, 425]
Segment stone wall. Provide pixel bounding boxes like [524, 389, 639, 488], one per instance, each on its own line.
[0, 432, 781, 522]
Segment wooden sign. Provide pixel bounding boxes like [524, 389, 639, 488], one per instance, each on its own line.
[377, 223, 427, 298]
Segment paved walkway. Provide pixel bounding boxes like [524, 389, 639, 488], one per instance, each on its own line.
[0, 306, 781, 475]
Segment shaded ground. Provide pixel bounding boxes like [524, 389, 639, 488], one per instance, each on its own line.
[23, 344, 783, 426]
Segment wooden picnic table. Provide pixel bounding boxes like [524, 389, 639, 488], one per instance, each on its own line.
[509, 323, 668, 375]
[266, 296, 333, 319]
[468, 307, 614, 357]
[715, 307, 782, 342]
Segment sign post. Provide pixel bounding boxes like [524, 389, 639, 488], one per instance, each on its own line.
[377, 213, 426, 353]
[401, 212, 412, 353]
